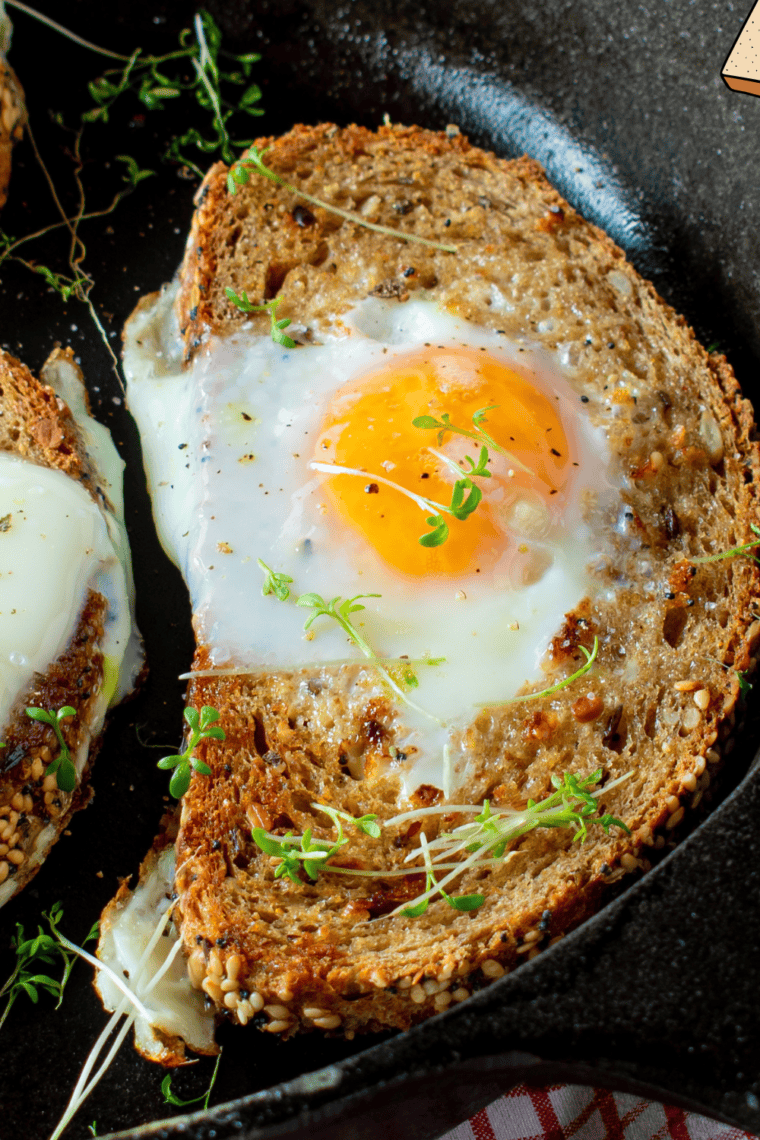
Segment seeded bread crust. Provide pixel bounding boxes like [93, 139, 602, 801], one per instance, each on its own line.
[0, 56, 23, 209]
[0, 349, 109, 903]
[146, 123, 760, 1039]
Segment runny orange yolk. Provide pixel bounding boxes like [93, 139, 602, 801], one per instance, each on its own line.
[315, 346, 571, 578]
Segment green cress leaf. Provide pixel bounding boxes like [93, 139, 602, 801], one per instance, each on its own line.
[445, 892, 485, 912]
[257, 558, 294, 602]
[419, 514, 449, 547]
[25, 706, 77, 793]
[161, 1051, 222, 1110]
[400, 897, 430, 918]
[224, 288, 296, 348]
[157, 706, 224, 798]
[0, 903, 88, 1031]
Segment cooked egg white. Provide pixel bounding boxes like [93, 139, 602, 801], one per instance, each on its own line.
[124, 288, 617, 798]
[0, 354, 141, 909]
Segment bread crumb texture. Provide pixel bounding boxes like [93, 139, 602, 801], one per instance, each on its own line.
[166, 124, 760, 1037]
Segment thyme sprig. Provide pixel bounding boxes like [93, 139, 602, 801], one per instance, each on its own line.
[25, 705, 77, 792]
[0, 902, 97, 1032]
[690, 523, 760, 565]
[482, 636, 599, 707]
[157, 705, 225, 798]
[0, 8, 263, 368]
[225, 288, 296, 348]
[80, 11, 262, 172]
[227, 145, 458, 254]
[250, 771, 629, 914]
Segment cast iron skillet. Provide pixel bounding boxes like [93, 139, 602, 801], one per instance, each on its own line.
[1, 1, 760, 1137]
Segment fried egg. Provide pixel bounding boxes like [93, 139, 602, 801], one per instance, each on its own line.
[124, 290, 614, 798]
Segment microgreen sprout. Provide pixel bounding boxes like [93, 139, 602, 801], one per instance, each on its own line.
[294, 591, 438, 719]
[225, 288, 296, 348]
[0, 902, 95, 1032]
[162, 1050, 222, 1110]
[227, 145, 457, 254]
[253, 804, 382, 883]
[250, 771, 629, 915]
[400, 833, 485, 917]
[47, 900, 181, 1140]
[690, 524, 760, 565]
[252, 826, 345, 884]
[157, 706, 225, 798]
[257, 557, 293, 600]
[384, 768, 630, 917]
[313, 802, 382, 839]
[413, 405, 536, 479]
[297, 592, 381, 658]
[25, 705, 77, 792]
[255, 563, 438, 718]
[310, 460, 485, 548]
[482, 636, 599, 707]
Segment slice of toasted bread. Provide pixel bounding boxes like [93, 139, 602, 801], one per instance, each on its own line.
[0, 347, 140, 906]
[115, 123, 760, 1045]
[723, 1, 760, 96]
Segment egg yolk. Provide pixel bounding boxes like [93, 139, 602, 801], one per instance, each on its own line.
[315, 347, 571, 578]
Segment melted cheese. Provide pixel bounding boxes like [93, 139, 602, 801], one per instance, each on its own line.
[96, 846, 216, 1060]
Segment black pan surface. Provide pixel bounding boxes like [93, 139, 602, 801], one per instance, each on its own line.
[1, 1, 760, 1137]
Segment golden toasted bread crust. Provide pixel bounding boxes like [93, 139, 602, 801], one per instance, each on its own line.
[0, 349, 108, 902]
[0, 57, 23, 209]
[152, 124, 760, 1038]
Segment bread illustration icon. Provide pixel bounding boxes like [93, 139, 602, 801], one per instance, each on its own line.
[723, 0, 760, 94]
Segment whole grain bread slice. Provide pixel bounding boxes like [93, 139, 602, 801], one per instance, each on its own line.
[0, 348, 137, 905]
[126, 123, 760, 1041]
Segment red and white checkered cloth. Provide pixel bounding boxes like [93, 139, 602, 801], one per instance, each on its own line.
[441, 1085, 757, 1140]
